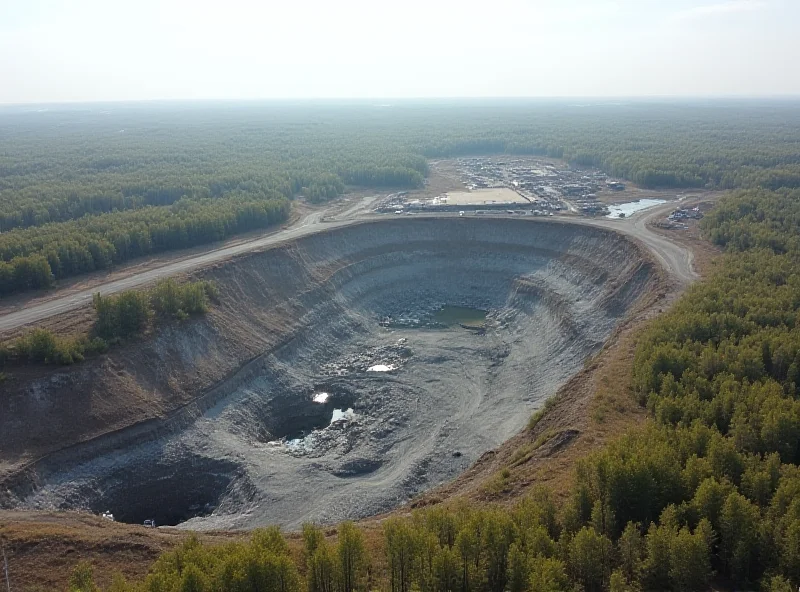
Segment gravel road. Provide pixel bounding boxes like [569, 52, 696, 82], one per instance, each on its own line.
[0, 200, 694, 334]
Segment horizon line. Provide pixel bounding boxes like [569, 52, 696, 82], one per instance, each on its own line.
[2, 94, 800, 109]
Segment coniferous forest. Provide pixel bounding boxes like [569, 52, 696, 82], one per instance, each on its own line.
[2, 100, 800, 296]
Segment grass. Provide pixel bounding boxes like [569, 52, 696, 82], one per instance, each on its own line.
[532, 429, 558, 450]
[587, 332, 647, 429]
[507, 430, 560, 469]
[480, 467, 513, 496]
[508, 443, 536, 468]
[527, 397, 556, 430]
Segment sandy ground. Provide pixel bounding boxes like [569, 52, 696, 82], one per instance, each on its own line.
[443, 188, 528, 205]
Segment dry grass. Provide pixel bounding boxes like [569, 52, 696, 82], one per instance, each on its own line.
[0, 510, 395, 592]
[0, 511, 242, 590]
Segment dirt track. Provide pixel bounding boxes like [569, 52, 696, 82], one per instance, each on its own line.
[585, 201, 698, 285]
[0, 198, 694, 334]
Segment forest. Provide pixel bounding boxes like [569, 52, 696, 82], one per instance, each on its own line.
[60, 185, 800, 591]
[2, 100, 800, 296]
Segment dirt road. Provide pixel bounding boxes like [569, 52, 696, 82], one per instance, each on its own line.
[579, 201, 698, 286]
[0, 207, 344, 333]
[0, 199, 695, 334]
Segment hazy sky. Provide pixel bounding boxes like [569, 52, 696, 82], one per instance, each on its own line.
[1, 0, 798, 103]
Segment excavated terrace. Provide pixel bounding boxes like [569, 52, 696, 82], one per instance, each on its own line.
[2, 218, 656, 529]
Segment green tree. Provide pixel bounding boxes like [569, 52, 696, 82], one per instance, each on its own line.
[337, 522, 366, 592]
[668, 524, 712, 592]
[482, 510, 516, 592]
[609, 570, 640, 592]
[528, 556, 569, 592]
[252, 526, 290, 556]
[566, 527, 612, 592]
[691, 477, 734, 531]
[68, 562, 99, 592]
[385, 518, 417, 592]
[179, 564, 209, 592]
[93, 290, 150, 339]
[778, 518, 800, 584]
[151, 278, 182, 317]
[107, 573, 130, 592]
[507, 543, 528, 592]
[432, 546, 459, 592]
[764, 575, 796, 592]
[617, 522, 644, 584]
[640, 522, 672, 590]
[719, 491, 761, 584]
[303, 523, 325, 569]
[308, 542, 337, 592]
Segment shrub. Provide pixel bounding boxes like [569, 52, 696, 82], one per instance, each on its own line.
[93, 290, 151, 339]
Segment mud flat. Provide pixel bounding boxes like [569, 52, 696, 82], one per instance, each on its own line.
[1, 218, 656, 529]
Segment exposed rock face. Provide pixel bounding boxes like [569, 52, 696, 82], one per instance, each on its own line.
[1, 218, 655, 528]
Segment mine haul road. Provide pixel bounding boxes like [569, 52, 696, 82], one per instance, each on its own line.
[0, 199, 695, 334]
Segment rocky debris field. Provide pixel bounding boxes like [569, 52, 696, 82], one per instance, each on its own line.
[2, 218, 656, 530]
[320, 342, 412, 376]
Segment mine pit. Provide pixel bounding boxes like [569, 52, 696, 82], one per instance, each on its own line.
[6, 218, 656, 529]
[285, 407, 357, 453]
[84, 456, 241, 527]
[262, 389, 357, 440]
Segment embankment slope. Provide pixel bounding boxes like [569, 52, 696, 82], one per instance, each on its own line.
[1, 218, 656, 528]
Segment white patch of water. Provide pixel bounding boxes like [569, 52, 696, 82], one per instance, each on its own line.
[313, 393, 330, 403]
[367, 364, 396, 372]
[606, 199, 666, 218]
[284, 408, 355, 453]
[331, 408, 355, 423]
[286, 433, 317, 452]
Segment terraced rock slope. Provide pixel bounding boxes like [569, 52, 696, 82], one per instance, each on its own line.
[1, 218, 656, 529]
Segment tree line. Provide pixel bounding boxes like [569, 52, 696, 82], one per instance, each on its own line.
[2, 101, 799, 297]
[62, 492, 795, 592]
[0, 196, 289, 295]
[565, 186, 800, 589]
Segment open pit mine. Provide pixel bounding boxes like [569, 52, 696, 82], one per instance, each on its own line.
[0, 217, 656, 529]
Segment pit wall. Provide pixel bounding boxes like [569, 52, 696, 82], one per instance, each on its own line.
[0, 218, 655, 495]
